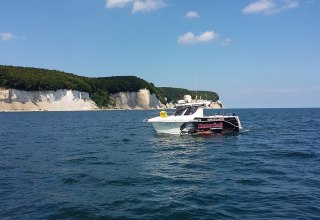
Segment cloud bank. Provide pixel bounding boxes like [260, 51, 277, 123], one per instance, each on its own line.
[178, 31, 218, 44]
[242, 0, 299, 15]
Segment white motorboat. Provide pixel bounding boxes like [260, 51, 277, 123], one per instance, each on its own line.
[145, 103, 242, 135]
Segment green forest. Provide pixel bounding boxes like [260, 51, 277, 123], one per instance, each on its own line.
[0, 65, 219, 107]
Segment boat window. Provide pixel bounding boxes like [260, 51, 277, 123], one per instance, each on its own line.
[191, 106, 199, 115]
[174, 107, 187, 116]
[184, 107, 192, 115]
[184, 106, 199, 115]
[174, 106, 199, 116]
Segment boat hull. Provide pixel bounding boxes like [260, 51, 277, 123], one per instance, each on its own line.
[181, 120, 240, 135]
[151, 121, 185, 135]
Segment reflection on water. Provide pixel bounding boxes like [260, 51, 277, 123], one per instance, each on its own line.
[151, 133, 206, 147]
[143, 134, 231, 188]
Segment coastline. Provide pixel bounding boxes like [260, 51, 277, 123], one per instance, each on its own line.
[0, 102, 224, 112]
[0, 106, 225, 112]
[0, 87, 223, 112]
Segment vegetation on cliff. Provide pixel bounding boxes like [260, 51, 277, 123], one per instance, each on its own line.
[0, 65, 219, 107]
[0, 66, 92, 92]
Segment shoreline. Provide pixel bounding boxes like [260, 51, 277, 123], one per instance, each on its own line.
[0, 106, 228, 112]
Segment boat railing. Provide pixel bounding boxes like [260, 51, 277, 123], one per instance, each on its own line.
[213, 112, 236, 116]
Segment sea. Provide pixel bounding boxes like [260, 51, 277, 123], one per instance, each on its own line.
[0, 108, 319, 219]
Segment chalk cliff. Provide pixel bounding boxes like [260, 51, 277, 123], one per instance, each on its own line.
[109, 88, 166, 109]
[209, 102, 224, 108]
[0, 88, 98, 111]
[0, 87, 222, 111]
[0, 88, 167, 111]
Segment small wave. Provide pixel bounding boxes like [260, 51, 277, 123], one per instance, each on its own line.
[236, 178, 267, 186]
[181, 163, 210, 171]
[121, 138, 131, 143]
[0, 165, 15, 171]
[105, 179, 137, 187]
[99, 177, 143, 187]
[240, 128, 250, 133]
[279, 150, 318, 159]
[260, 168, 286, 176]
[60, 172, 103, 185]
[88, 161, 117, 165]
[61, 177, 79, 184]
[46, 206, 102, 220]
[63, 154, 111, 165]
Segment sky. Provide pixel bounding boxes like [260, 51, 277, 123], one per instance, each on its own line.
[0, 0, 319, 108]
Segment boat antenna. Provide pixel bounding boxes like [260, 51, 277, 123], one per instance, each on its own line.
[195, 71, 198, 101]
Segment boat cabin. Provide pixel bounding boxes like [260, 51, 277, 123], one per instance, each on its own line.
[173, 105, 202, 116]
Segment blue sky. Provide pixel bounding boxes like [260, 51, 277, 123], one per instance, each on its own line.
[0, 0, 319, 108]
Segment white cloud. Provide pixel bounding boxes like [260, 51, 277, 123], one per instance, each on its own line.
[178, 31, 218, 44]
[242, 0, 275, 14]
[282, 0, 299, 10]
[106, 0, 133, 8]
[222, 38, 232, 46]
[0, 32, 17, 41]
[185, 11, 199, 19]
[106, 0, 166, 13]
[242, 0, 299, 15]
[132, 0, 166, 13]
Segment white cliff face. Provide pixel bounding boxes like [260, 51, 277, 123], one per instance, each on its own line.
[0, 88, 97, 111]
[109, 88, 165, 109]
[209, 102, 224, 109]
[0, 87, 219, 111]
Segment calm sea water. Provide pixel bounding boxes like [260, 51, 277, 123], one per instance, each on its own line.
[0, 108, 320, 219]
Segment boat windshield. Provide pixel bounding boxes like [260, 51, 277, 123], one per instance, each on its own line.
[174, 106, 198, 116]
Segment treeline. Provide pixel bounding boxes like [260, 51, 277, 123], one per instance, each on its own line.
[0, 65, 219, 107]
[0, 66, 92, 92]
[159, 87, 219, 103]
